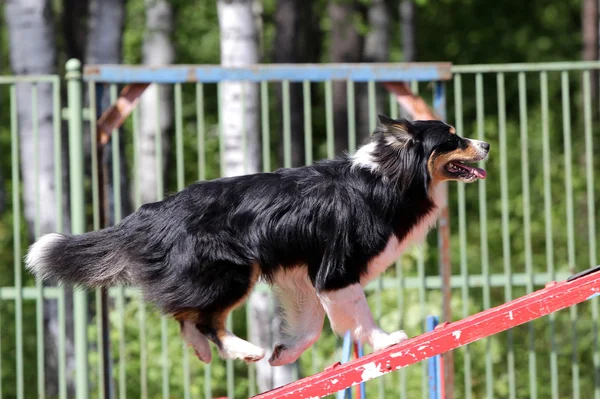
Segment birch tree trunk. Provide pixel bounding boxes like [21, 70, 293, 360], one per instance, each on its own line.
[219, 0, 293, 391]
[358, 0, 389, 141]
[218, 0, 261, 177]
[5, 0, 74, 396]
[137, 0, 175, 206]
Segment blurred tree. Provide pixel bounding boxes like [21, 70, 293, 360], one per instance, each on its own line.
[218, 0, 261, 176]
[359, 0, 389, 140]
[273, 0, 322, 167]
[328, 0, 364, 154]
[218, 0, 272, 391]
[582, 0, 598, 100]
[87, 0, 131, 224]
[138, 0, 175, 206]
[4, 1, 76, 396]
[400, 0, 416, 62]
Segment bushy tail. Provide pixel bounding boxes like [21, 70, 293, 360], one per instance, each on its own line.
[25, 228, 131, 288]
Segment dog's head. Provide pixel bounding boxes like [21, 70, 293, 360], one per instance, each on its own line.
[353, 115, 489, 187]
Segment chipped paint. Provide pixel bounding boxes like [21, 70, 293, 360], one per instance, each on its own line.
[250, 268, 600, 399]
[360, 362, 384, 381]
[418, 345, 428, 351]
[330, 379, 339, 384]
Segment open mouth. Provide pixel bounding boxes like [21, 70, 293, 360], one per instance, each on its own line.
[445, 160, 487, 180]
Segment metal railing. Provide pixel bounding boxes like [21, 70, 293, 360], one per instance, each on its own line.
[1, 60, 598, 399]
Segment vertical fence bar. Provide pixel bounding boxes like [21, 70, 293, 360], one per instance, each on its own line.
[325, 80, 334, 159]
[132, 105, 148, 399]
[66, 58, 89, 399]
[561, 72, 579, 399]
[195, 83, 212, 399]
[390, 94, 407, 399]
[347, 81, 356, 153]
[241, 83, 248, 174]
[583, 70, 600, 399]
[434, 81, 453, 399]
[89, 82, 100, 230]
[217, 82, 235, 399]
[11, 83, 24, 399]
[175, 83, 185, 190]
[174, 82, 191, 399]
[497, 72, 516, 399]
[281, 80, 292, 168]
[108, 83, 127, 399]
[92, 81, 113, 399]
[282, 80, 292, 168]
[89, 81, 103, 399]
[518, 72, 537, 399]
[197, 83, 206, 181]
[261, 81, 271, 172]
[240, 82, 259, 391]
[367, 80, 376, 136]
[454, 74, 472, 399]
[53, 77, 67, 399]
[540, 71, 559, 399]
[154, 84, 169, 399]
[32, 83, 47, 399]
[303, 81, 313, 167]
[366, 79, 385, 399]
[582, 70, 600, 398]
[303, 80, 318, 372]
[475, 72, 493, 399]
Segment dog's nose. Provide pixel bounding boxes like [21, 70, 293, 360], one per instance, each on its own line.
[480, 142, 490, 152]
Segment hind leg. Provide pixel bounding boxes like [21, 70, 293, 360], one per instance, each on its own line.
[268, 268, 325, 366]
[195, 262, 265, 363]
[197, 311, 265, 363]
[179, 320, 212, 363]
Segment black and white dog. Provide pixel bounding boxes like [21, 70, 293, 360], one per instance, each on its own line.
[26, 116, 489, 366]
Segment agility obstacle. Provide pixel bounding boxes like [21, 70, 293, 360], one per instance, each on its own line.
[251, 265, 600, 399]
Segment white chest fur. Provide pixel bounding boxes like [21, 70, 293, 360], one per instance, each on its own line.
[360, 184, 444, 285]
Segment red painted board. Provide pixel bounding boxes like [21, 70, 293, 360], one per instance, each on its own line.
[251, 271, 600, 399]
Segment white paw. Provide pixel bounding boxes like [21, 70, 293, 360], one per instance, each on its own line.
[220, 336, 266, 363]
[371, 330, 408, 352]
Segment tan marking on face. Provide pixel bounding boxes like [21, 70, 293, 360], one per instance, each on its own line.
[449, 126, 456, 134]
[427, 143, 483, 183]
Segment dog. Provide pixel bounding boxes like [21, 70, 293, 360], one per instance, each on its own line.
[25, 115, 489, 366]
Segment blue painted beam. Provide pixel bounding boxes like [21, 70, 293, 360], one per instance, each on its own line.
[83, 63, 452, 83]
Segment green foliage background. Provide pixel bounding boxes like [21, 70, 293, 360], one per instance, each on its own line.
[1, 0, 599, 398]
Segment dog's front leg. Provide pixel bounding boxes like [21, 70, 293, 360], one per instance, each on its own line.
[318, 284, 408, 351]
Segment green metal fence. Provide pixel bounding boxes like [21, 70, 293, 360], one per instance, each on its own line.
[1, 60, 599, 399]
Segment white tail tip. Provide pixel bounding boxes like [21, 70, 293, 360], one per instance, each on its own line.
[25, 233, 64, 278]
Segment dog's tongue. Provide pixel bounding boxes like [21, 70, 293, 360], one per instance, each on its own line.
[455, 162, 487, 179]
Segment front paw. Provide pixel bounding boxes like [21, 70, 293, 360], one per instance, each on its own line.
[371, 330, 408, 352]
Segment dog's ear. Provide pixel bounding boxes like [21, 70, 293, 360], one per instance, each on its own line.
[376, 115, 414, 147]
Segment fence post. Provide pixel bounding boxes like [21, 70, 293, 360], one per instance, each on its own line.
[433, 81, 454, 399]
[66, 58, 89, 399]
